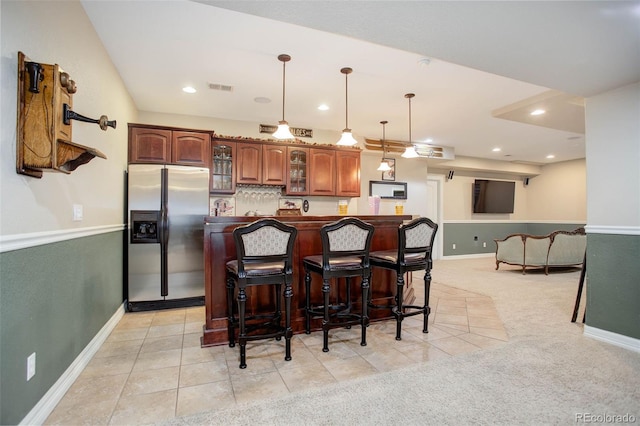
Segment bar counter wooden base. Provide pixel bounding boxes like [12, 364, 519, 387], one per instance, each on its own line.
[202, 215, 413, 347]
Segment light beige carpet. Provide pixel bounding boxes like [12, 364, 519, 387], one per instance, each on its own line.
[163, 257, 639, 425]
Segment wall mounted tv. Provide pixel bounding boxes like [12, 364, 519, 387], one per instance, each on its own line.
[472, 180, 515, 214]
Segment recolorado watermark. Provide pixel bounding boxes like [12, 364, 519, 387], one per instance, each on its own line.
[576, 413, 637, 423]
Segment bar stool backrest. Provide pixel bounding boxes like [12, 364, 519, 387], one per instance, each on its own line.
[233, 218, 297, 276]
[398, 217, 438, 265]
[320, 217, 375, 268]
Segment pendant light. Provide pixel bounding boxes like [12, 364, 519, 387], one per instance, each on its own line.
[336, 67, 358, 146]
[272, 54, 295, 140]
[377, 120, 392, 171]
[401, 93, 419, 158]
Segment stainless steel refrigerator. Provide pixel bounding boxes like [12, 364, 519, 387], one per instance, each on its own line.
[127, 164, 210, 311]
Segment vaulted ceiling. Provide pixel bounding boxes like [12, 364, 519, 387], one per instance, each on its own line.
[82, 1, 640, 165]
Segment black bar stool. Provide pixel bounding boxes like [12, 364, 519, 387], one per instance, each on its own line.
[226, 218, 297, 368]
[303, 217, 375, 352]
[369, 217, 438, 340]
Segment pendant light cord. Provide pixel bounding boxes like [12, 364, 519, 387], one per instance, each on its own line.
[381, 120, 388, 157]
[341, 67, 353, 130]
[405, 93, 415, 145]
[408, 96, 412, 143]
[282, 59, 286, 121]
[277, 54, 291, 123]
[344, 71, 348, 128]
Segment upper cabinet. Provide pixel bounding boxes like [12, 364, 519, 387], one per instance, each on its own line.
[290, 146, 360, 197]
[336, 149, 361, 197]
[172, 131, 211, 167]
[236, 142, 263, 185]
[130, 126, 361, 197]
[129, 127, 171, 164]
[286, 146, 308, 195]
[129, 124, 210, 167]
[262, 144, 287, 185]
[211, 140, 236, 193]
[236, 142, 287, 186]
[309, 148, 336, 196]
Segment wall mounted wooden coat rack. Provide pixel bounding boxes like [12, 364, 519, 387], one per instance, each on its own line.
[16, 51, 115, 178]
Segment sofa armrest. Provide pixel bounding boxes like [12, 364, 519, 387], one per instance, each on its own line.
[495, 234, 525, 265]
[548, 232, 586, 266]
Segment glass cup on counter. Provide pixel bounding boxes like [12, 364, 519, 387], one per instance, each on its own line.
[338, 200, 348, 215]
[395, 202, 404, 215]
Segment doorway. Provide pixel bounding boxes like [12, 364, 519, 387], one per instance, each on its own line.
[425, 175, 443, 259]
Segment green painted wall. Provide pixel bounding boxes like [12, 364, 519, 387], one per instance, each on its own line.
[0, 231, 124, 425]
[586, 233, 640, 339]
[443, 222, 585, 256]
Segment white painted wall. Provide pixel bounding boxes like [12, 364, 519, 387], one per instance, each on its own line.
[585, 82, 640, 227]
[1, 1, 136, 237]
[526, 159, 587, 221]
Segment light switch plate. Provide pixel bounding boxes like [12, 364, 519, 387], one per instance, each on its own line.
[27, 352, 36, 381]
[73, 204, 83, 221]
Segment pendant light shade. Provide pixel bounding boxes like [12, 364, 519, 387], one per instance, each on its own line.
[377, 120, 392, 171]
[377, 162, 392, 172]
[402, 146, 419, 158]
[401, 93, 419, 158]
[272, 54, 295, 140]
[336, 67, 358, 146]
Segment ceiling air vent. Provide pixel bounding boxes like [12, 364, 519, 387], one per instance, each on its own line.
[208, 83, 234, 92]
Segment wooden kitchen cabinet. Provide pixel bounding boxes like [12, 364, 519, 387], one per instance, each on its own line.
[128, 124, 210, 167]
[236, 142, 262, 185]
[309, 148, 336, 196]
[236, 142, 287, 186]
[171, 131, 211, 167]
[211, 140, 236, 193]
[286, 146, 309, 195]
[262, 144, 287, 185]
[129, 127, 172, 164]
[336, 149, 361, 197]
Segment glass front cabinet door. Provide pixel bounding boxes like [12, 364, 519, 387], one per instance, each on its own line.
[286, 147, 308, 195]
[211, 140, 236, 193]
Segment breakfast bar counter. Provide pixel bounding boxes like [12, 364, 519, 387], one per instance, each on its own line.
[201, 214, 413, 347]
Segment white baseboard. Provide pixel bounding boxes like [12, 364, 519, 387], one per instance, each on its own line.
[583, 325, 640, 353]
[442, 253, 494, 260]
[19, 304, 126, 425]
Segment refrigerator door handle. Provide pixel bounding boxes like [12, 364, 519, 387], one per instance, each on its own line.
[160, 168, 169, 297]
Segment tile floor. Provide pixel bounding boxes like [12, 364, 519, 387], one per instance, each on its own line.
[45, 282, 508, 425]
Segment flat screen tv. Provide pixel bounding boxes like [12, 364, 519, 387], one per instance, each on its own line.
[472, 180, 515, 213]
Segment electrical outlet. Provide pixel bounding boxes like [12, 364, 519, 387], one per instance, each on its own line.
[73, 204, 83, 221]
[452, 243, 456, 250]
[483, 242, 487, 248]
[27, 352, 36, 381]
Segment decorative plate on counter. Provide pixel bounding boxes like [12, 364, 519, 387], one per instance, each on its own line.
[211, 198, 235, 216]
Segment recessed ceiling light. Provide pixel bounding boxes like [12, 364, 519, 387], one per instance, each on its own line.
[254, 97, 271, 104]
[492, 147, 501, 152]
[531, 109, 546, 116]
[317, 104, 330, 111]
[182, 86, 196, 94]
[546, 154, 555, 159]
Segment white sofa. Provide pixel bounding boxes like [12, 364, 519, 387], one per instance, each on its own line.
[494, 228, 586, 274]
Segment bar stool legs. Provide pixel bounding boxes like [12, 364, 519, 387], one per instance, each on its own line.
[225, 218, 297, 369]
[284, 283, 293, 361]
[227, 276, 236, 348]
[322, 279, 331, 352]
[238, 288, 248, 369]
